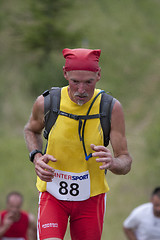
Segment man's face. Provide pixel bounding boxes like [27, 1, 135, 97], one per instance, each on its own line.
[63, 69, 101, 105]
[152, 195, 160, 217]
[7, 195, 22, 219]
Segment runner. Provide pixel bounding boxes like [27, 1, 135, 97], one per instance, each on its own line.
[24, 48, 132, 240]
[0, 191, 37, 240]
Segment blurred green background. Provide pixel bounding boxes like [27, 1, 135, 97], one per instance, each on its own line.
[0, 0, 160, 239]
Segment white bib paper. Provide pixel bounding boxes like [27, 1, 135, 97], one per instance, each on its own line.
[47, 169, 90, 201]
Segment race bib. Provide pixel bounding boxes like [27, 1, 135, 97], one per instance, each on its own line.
[46, 170, 90, 201]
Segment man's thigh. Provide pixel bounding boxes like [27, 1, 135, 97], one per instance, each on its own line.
[70, 193, 106, 240]
[37, 192, 69, 240]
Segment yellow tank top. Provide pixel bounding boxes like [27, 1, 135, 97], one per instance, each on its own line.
[36, 86, 110, 197]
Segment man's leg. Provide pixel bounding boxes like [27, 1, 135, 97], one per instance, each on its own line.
[37, 192, 69, 240]
[70, 193, 106, 240]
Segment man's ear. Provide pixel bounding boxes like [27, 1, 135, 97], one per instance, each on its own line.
[63, 66, 68, 80]
[96, 68, 101, 82]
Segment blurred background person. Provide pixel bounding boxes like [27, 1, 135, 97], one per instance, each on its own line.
[123, 187, 160, 240]
[0, 191, 37, 240]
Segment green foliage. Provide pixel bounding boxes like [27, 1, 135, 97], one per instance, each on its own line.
[24, 55, 67, 96]
[22, 0, 81, 57]
[145, 112, 160, 158]
[0, 136, 38, 214]
[23, 16, 80, 57]
[75, 0, 160, 104]
[18, 0, 82, 94]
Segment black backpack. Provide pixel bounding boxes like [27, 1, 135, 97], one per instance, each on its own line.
[43, 87, 115, 160]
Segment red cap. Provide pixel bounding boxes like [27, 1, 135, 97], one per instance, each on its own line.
[62, 48, 101, 72]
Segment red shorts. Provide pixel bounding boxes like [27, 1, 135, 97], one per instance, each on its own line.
[37, 191, 106, 240]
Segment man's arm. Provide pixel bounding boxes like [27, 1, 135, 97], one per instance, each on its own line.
[91, 100, 132, 174]
[24, 95, 56, 182]
[0, 212, 15, 237]
[123, 227, 137, 240]
[27, 213, 37, 240]
[24, 95, 44, 152]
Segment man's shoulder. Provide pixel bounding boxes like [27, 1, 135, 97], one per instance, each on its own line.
[37, 94, 44, 105]
[20, 211, 30, 223]
[0, 210, 7, 223]
[33, 94, 44, 115]
[21, 210, 29, 216]
[133, 202, 152, 214]
[0, 210, 7, 216]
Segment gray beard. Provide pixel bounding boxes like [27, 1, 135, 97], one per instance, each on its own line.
[77, 100, 84, 106]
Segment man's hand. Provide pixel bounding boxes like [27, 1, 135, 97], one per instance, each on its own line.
[34, 154, 57, 182]
[90, 101, 132, 175]
[3, 212, 15, 228]
[0, 212, 15, 237]
[123, 227, 137, 240]
[91, 144, 113, 170]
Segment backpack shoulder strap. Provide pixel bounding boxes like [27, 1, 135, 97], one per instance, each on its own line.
[100, 92, 116, 147]
[43, 87, 116, 147]
[43, 87, 61, 140]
